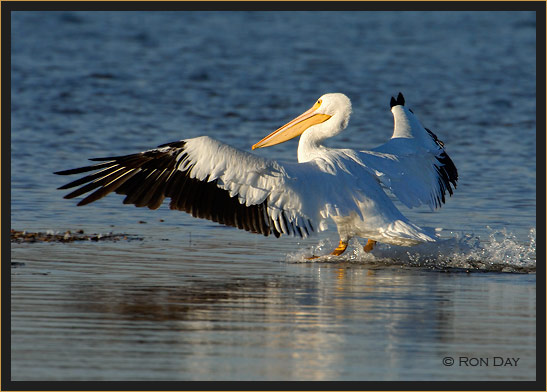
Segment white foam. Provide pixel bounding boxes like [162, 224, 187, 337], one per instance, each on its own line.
[286, 227, 536, 273]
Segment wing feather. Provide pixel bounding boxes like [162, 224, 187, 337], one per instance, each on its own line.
[55, 136, 319, 238]
[358, 95, 458, 210]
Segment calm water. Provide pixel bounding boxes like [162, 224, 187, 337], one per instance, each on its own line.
[10, 11, 537, 381]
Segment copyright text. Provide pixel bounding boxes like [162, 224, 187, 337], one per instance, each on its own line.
[442, 356, 520, 367]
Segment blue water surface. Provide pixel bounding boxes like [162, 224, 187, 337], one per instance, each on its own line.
[10, 10, 537, 382]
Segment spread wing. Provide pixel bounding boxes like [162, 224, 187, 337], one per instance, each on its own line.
[358, 92, 458, 209]
[54, 136, 318, 238]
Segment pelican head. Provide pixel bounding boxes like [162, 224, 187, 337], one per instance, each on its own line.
[252, 93, 352, 150]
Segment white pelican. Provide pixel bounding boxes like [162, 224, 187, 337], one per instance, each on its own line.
[55, 92, 457, 257]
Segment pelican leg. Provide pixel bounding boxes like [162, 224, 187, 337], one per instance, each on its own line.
[363, 239, 377, 253]
[330, 240, 348, 256]
[307, 239, 349, 260]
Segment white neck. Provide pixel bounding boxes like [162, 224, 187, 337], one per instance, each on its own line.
[298, 127, 324, 162]
[297, 115, 348, 162]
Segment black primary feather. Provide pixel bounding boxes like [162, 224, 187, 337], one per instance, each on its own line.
[396, 92, 405, 106]
[425, 127, 445, 148]
[390, 92, 406, 108]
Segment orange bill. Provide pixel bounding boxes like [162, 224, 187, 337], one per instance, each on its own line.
[252, 101, 331, 149]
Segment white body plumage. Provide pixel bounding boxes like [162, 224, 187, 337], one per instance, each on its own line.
[56, 92, 458, 253]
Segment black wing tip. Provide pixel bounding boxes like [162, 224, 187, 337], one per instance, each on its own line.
[157, 140, 186, 148]
[397, 92, 405, 106]
[54, 167, 91, 176]
[425, 127, 445, 148]
[434, 151, 459, 208]
[390, 92, 405, 108]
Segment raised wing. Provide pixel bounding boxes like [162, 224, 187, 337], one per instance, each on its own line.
[55, 136, 318, 238]
[359, 92, 458, 210]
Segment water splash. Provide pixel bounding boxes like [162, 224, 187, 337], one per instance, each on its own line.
[287, 227, 536, 273]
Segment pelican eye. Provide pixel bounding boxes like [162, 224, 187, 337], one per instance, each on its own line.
[317, 99, 322, 105]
